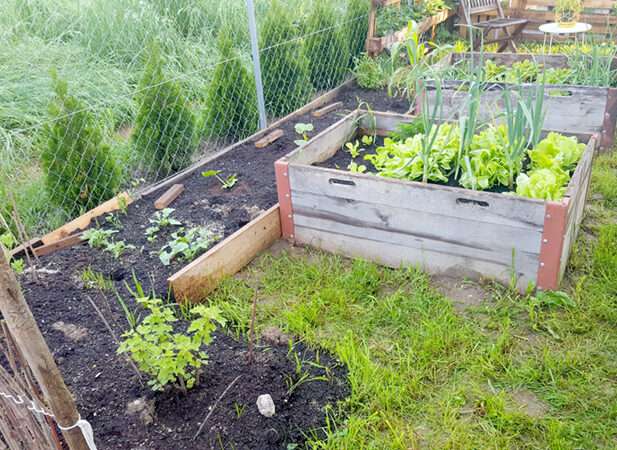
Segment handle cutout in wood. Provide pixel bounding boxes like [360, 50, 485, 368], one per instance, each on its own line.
[329, 178, 356, 187]
[456, 198, 489, 208]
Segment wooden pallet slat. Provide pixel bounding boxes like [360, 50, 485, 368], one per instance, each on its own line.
[154, 184, 184, 209]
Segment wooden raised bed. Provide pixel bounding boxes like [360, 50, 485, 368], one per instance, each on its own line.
[275, 110, 596, 291]
[428, 52, 617, 151]
[367, 0, 453, 56]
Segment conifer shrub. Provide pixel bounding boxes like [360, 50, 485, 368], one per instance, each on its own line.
[41, 72, 119, 215]
[260, 0, 312, 117]
[304, 0, 350, 91]
[346, 0, 370, 66]
[202, 28, 259, 142]
[133, 44, 196, 178]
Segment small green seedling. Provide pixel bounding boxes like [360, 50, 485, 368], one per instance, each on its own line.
[159, 226, 221, 266]
[105, 213, 123, 229]
[361, 135, 374, 146]
[348, 161, 367, 173]
[345, 141, 362, 158]
[81, 267, 114, 291]
[82, 228, 118, 249]
[294, 122, 314, 146]
[145, 208, 182, 242]
[202, 170, 239, 190]
[106, 240, 135, 259]
[10, 259, 25, 274]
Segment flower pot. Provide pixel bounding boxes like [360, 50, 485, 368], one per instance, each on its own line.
[556, 10, 579, 28]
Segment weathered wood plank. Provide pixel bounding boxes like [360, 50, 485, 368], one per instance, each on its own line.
[289, 164, 547, 229]
[255, 129, 284, 148]
[154, 183, 184, 209]
[40, 192, 132, 245]
[33, 233, 85, 258]
[312, 102, 343, 118]
[295, 225, 535, 291]
[169, 204, 281, 302]
[292, 190, 543, 255]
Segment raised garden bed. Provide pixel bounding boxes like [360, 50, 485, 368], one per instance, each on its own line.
[10, 82, 413, 449]
[276, 110, 596, 292]
[428, 52, 617, 151]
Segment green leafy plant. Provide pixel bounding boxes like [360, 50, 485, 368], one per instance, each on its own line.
[304, 0, 350, 90]
[528, 132, 585, 172]
[10, 259, 25, 274]
[145, 208, 182, 242]
[202, 170, 238, 190]
[106, 240, 135, 259]
[159, 226, 221, 266]
[294, 123, 314, 146]
[202, 27, 258, 142]
[515, 168, 569, 200]
[81, 266, 114, 291]
[133, 43, 196, 178]
[353, 54, 387, 90]
[82, 228, 118, 249]
[118, 296, 226, 392]
[261, 0, 312, 117]
[42, 71, 119, 215]
[348, 161, 367, 173]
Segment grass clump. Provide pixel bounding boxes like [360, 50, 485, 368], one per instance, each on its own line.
[260, 0, 312, 117]
[41, 72, 120, 216]
[133, 43, 196, 179]
[202, 28, 258, 142]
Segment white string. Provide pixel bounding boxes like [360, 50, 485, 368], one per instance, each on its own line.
[1, 389, 98, 450]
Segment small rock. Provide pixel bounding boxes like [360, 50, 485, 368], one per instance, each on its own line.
[126, 397, 156, 426]
[256, 394, 275, 417]
[261, 326, 290, 346]
[51, 322, 88, 342]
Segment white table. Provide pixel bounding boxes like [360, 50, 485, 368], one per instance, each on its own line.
[540, 22, 592, 52]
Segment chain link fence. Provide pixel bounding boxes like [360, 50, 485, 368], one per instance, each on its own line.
[0, 0, 369, 239]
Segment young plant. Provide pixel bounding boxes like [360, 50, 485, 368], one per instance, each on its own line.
[201, 170, 238, 190]
[158, 226, 221, 266]
[294, 123, 314, 146]
[81, 267, 114, 291]
[145, 208, 182, 242]
[117, 296, 226, 392]
[82, 228, 118, 249]
[348, 161, 367, 173]
[106, 240, 135, 259]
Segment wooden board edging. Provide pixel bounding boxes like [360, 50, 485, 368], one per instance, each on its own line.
[275, 161, 295, 240]
[168, 204, 281, 302]
[40, 192, 132, 245]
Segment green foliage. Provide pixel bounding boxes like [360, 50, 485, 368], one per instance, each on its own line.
[202, 170, 239, 190]
[159, 226, 221, 266]
[260, 0, 312, 117]
[82, 227, 134, 258]
[515, 168, 569, 201]
[528, 132, 585, 173]
[81, 266, 114, 291]
[202, 28, 258, 142]
[145, 208, 182, 242]
[345, 0, 370, 64]
[41, 72, 119, 216]
[353, 54, 387, 90]
[304, 0, 350, 90]
[459, 124, 510, 190]
[133, 44, 196, 179]
[118, 296, 226, 392]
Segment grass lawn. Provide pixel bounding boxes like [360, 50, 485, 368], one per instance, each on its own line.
[206, 151, 617, 449]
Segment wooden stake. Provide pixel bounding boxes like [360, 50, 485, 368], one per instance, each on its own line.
[0, 250, 91, 450]
[154, 184, 185, 210]
[255, 129, 284, 148]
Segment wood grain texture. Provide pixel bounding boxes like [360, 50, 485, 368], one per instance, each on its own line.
[168, 205, 281, 302]
[154, 183, 184, 209]
[40, 192, 132, 245]
[33, 233, 84, 257]
[311, 102, 343, 118]
[255, 129, 284, 148]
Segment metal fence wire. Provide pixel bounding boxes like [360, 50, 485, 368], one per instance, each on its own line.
[0, 0, 370, 239]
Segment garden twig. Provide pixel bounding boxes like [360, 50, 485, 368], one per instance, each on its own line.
[192, 375, 242, 441]
[85, 294, 143, 384]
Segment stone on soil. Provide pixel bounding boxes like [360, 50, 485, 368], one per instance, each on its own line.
[256, 394, 275, 417]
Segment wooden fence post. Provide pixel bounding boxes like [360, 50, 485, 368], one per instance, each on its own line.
[0, 250, 91, 450]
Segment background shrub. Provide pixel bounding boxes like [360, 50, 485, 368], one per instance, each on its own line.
[345, 0, 370, 66]
[133, 44, 196, 178]
[304, 0, 350, 90]
[260, 0, 312, 117]
[41, 72, 119, 215]
[202, 28, 259, 142]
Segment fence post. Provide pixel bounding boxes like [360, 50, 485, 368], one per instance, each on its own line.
[246, 0, 268, 130]
[0, 250, 91, 450]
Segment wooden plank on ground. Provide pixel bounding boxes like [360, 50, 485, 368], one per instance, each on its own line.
[154, 184, 184, 209]
[311, 102, 343, 118]
[33, 233, 85, 257]
[255, 129, 284, 148]
[169, 204, 281, 302]
[41, 192, 132, 245]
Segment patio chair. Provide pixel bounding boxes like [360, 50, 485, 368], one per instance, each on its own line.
[460, 0, 528, 52]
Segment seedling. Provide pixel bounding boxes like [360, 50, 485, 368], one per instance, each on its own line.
[106, 240, 135, 259]
[82, 228, 118, 249]
[10, 259, 25, 274]
[81, 267, 114, 291]
[158, 226, 222, 266]
[345, 141, 362, 158]
[118, 297, 226, 392]
[145, 208, 182, 242]
[1, 232, 24, 274]
[294, 122, 314, 146]
[105, 213, 123, 229]
[348, 162, 367, 173]
[234, 402, 247, 419]
[202, 170, 238, 190]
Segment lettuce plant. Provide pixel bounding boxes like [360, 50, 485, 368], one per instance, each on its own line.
[528, 132, 585, 172]
[516, 168, 569, 201]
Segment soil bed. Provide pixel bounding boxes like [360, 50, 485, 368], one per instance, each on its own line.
[13, 82, 409, 449]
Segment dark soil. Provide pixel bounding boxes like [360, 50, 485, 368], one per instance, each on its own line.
[14, 83, 410, 450]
